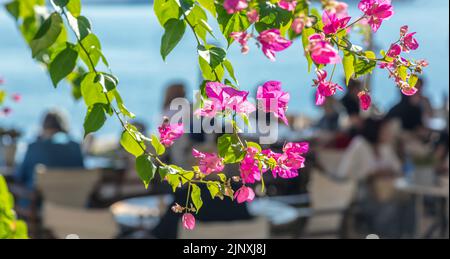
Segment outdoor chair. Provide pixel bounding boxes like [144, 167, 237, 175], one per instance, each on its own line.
[36, 165, 117, 239]
[290, 149, 356, 238]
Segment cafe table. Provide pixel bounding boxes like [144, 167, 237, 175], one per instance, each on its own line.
[110, 195, 300, 238]
[395, 177, 449, 238]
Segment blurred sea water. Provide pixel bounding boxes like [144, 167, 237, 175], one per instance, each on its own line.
[0, 0, 448, 143]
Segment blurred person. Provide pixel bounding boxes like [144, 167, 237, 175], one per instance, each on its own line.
[14, 110, 84, 189]
[334, 118, 415, 238]
[162, 82, 187, 118]
[386, 90, 425, 132]
[316, 96, 341, 131]
[433, 128, 449, 176]
[335, 118, 401, 181]
[340, 79, 364, 133]
[415, 78, 434, 122]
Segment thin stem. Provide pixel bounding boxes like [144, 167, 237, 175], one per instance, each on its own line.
[185, 182, 192, 211]
[181, 11, 201, 46]
[329, 63, 337, 81]
[338, 16, 366, 34]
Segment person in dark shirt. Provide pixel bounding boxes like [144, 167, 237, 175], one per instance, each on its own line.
[340, 79, 365, 139]
[15, 110, 84, 189]
[341, 79, 363, 117]
[386, 93, 424, 131]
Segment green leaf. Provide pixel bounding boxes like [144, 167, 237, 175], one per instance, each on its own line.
[154, 0, 181, 26]
[80, 72, 109, 106]
[78, 33, 101, 71]
[217, 134, 245, 163]
[354, 52, 377, 78]
[151, 134, 166, 156]
[186, 5, 208, 43]
[217, 8, 250, 46]
[209, 47, 227, 69]
[343, 51, 355, 86]
[67, 14, 91, 40]
[67, 0, 82, 17]
[207, 182, 223, 199]
[190, 184, 203, 213]
[158, 166, 170, 180]
[52, 0, 69, 7]
[246, 141, 262, 152]
[135, 155, 157, 189]
[30, 12, 63, 58]
[223, 59, 238, 84]
[83, 103, 106, 137]
[49, 43, 78, 87]
[217, 173, 227, 183]
[177, 0, 195, 14]
[302, 27, 314, 72]
[166, 174, 181, 192]
[5, 1, 20, 20]
[0, 90, 6, 105]
[408, 74, 419, 88]
[198, 45, 226, 69]
[310, 8, 324, 30]
[99, 73, 118, 92]
[120, 130, 145, 157]
[197, 0, 216, 16]
[160, 19, 186, 61]
[198, 56, 216, 81]
[120, 126, 146, 157]
[114, 90, 135, 118]
[398, 66, 408, 81]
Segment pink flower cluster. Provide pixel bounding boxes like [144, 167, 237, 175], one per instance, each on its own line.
[291, 14, 315, 35]
[231, 29, 292, 61]
[246, 9, 259, 23]
[192, 148, 225, 175]
[313, 69, 343, 106]
[158, 119, 184, 147]
[234, 185, 255, 203]
[257, 29, 292, 61]
[182, 213, 196, 230]
[278, 0, 297, 11]
[223, 0, 248, 14]
[262, 142, 309, 179]
[239, 147, 262, 184]
[358, 91, 372, 111]
[230, 31, 251, 54]
[322, 10, 351, 35]
[387, 26, 420, 59]
[256, 81, 290, 125]
[308, 33, 341, 65]
[196, 82, 255, 117]
[324, 0, 349, 18]
[358, 0, 394, 32]
[380, 26, 427, 96]
[239, 142, 309, 184]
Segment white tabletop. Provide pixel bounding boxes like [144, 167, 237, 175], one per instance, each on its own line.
[395, 177, 449, 198]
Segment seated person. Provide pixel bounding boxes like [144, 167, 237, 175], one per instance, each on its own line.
[386, 92, 424, 132]
[334, 118, 415, 238]
[15, 110, 84, 189]
[316, 96, 341, 132]
[340, 79, 365, 135]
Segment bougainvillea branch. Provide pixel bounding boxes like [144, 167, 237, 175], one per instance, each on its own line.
[3, 0, 428, 231]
